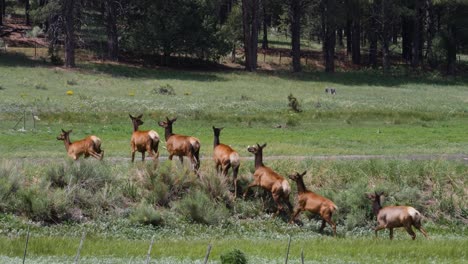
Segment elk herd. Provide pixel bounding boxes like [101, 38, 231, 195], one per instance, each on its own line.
[56, 115, 429, 240]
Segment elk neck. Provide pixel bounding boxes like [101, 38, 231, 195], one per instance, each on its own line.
[63, 134, 72, 152]
[164, 125, 174, 141]
[254, 150, 264, 169]
[295, 177, 307, 194]
[132, 121, 139, 132]
[213, 134, 220, 148]
[372, 197, 382, 216]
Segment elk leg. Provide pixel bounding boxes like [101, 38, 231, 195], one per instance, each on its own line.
[179, 155, 184, 165]
[323, 213, 337, 237]
[289, 208, 302, 224]
[141, 151, 145, 162]
[131, 150, 136, 162]
[272, 193, 283, 217]
[232, 165, 239, 199]
[404, 225, 416, 240]
[319, 219, 327, 233]
[374, 225, 385, 238]
[243, 181, 258, 198]
[415, 225, 429, 239]
[389, 228, 394, 240]
[89, 150, 101, 160]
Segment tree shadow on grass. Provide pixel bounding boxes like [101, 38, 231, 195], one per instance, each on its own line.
[259, 68, 468, 87]
[81, 62, 228, 82]
[0, 51, 48, 67]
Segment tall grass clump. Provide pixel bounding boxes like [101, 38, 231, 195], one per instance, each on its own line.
[220, 249, 248, 264]
[0, 161, 21, 212]
[129, 201, 164, 226]
[175, 189, 229, 225]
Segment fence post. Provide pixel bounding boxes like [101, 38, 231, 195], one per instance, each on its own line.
[284, 235, 291, 264]
[22, 225, 30, 264]
[146, 235, 155, 264]
[74, 231, 86, 264]
[203, 244, 212, 264]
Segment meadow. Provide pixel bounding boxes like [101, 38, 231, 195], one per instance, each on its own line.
[0, 51, 467, 263]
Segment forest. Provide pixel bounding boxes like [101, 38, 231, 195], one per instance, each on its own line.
[0, 0, 467, 74]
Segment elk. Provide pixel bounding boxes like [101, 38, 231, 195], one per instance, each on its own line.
[243, 143, 293, 217]
[288, 171, 338, 236]
[367, 192, 429, 240]
[158, 117, 200, 171]
[56, 129, 104, 160]
[129, 114, 160, 162]
[212, 126, 240, 197]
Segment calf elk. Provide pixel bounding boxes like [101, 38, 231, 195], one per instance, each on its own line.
[243, 143, 292, 217]
[288, 171, 337, 236]
[367, 192, 429, 240]
[57, 129, 104, 160]
[158, 117, 200, 171]
[212, 126, 240, 197]
[129, 114, 160, 162]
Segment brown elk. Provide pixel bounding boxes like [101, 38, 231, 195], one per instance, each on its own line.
[158, 117, 200, 171]
[288, 171, 338, 236]
[212, 126, 240, 197]
[367, 192, 429, 240]
[129, 114, 160, 162]
[243, 143, 293, 217]
[56, 129, 104, 160]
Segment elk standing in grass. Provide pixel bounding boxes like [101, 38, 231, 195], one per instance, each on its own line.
[212, 126, 240, 197]
[243, 143, 293, 217]
[288, 171, 337, 236]
[158, 117, 200, 172]
[367, 192, 429, 240]
[129, 114, 160, 162]
[57, 129, 104, 160]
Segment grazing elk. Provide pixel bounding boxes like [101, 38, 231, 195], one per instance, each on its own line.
[57, 129, 104, 160]
[243, 143, 293, 217]
[288, 171, 338, 236]
[158, 117, 200, 171]
[129, 114, 160, 162]
[367, 192, 429, 240]
[212, 126, 240, 197]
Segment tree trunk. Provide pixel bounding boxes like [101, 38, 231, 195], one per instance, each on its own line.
[446, 24, 456, 75]
[262, 3, 268, 49]
[352, 16, 360, 64]
[401, 16, 412, 63]
[242, 0, 259, 71]
[425, 0, 436, 67]
[0, 0, 3, 25]
[63, 0, 76, 68]
[411, 0, 422, 68]
[381, 0, 390, 72]
[25, 0, 30, 26]
[346, 18, 352, 55]
[321, 0, 336, 73]
[105, 0, 118, 61]
[369, 1, 378, 68]
[242, 0, 252, 70]
[337, 28, 343, 47]
[290, 0, 301, 72]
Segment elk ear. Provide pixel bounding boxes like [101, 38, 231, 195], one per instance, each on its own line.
[61, 129, 66, 133]
[137, 114, 143, 119]
[212, 126, 216, 130]
[260, 143, 267, 148]
[366, 193, 375, 199]
[68, 129, 73, 133]
[301, 171, 307, 176]
[171, 117, 177, 122]
[129, 114, 133, 119]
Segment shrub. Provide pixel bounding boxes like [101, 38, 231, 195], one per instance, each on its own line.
[0, 162, 21, 212]
[287, 93, 302, 113]
[130, 202, 164, 226]
[152, 84, 176, 96]
[220, 249, 248, 264]
[176, 190, 229, 225]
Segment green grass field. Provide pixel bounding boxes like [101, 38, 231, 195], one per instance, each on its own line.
[0, 51, 467, 263]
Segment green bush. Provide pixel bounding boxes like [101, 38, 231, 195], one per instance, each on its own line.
[220, 249, 248, 264]
[176, 190, 229, 225]
[130, 202, 164, 226]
